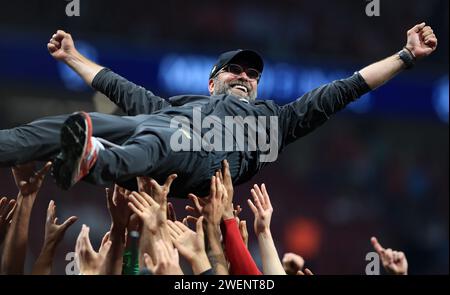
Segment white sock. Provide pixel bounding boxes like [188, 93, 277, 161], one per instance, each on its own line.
[91, 137, 105, 151]
[94, 137, 123, 149]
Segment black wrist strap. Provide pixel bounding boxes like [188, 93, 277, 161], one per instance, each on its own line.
[398, 47, 416, 70]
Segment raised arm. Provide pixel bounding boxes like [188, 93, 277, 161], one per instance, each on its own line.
[248, 184, 286, 275]
[279, 22, 437, 146]
[1, 162, 51, 274]
[99, 185, 132, 275]
[48, 30, 170, 115]
[359, 23, 437, 89]
[32, 200, 78, 275]
[187, 172, 230, 275]
[371, 237, 408, 275]
[0, 197, 16, 247]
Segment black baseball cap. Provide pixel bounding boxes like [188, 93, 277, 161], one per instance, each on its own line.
[209, 49, 264, 79]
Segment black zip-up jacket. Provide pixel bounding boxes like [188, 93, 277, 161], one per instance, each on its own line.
[92, 68, 371, 196]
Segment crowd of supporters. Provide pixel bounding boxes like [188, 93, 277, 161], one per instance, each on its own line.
[0, 160, 408, 275]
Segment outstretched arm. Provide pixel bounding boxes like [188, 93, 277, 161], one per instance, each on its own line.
[279, 22, 438, 146]
[48, 30, 102, 85]
[48, 30, 170, 115]
[359, 23, 437, 89]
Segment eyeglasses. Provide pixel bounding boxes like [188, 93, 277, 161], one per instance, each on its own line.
[219, 64, 261, 81]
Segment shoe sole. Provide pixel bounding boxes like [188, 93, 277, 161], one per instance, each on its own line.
[53, 112, 92, 190]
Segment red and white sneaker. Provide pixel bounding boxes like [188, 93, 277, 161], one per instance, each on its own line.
[53, 111, 99, 190]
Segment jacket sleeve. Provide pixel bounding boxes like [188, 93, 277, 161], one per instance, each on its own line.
[222, 218, 262, 275]
[278, 72, 371, 147]
[91, 68, 171, 115]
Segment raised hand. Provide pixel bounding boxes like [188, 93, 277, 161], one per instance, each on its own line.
[12, 161, 52, 197]
[247, 183, 284, 274]
[32, 200, 77, 275]
[75, 225, 111, 275]
[185, 193, 207, 216]
[234, 204, 243, 220]
[106, 185, 132, 231]
[220, 160, 235, 219]
[0, 197, 16, 245]
[137, 174, 177, 240]
[1, 162, 51, 274]
[137, 174, 177, 211]
[167, 202, 177, 222]
[239, 220, 248, 248]
[186, 173, 229, 275]
[143, 239, 183, 275]
[187, 173, 226, 226]
[282, 252, 305, 275]
[47, 30, 77, 61]
[405, 23, 438, 59]
[247, 183, 273, 235]
[127, 191, 164, 234]
[43, 200, 78, 246]
[100, 185, 131, 274]
[167, 216, 211, 274]
[371, 237, 408, 275]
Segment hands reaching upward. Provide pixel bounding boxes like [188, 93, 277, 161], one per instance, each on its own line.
[371, 237, 408, 275]
[0, 197, 16, 245]
[168, 216, 211, 274]
[248, 184, 273, 235]
[12, 161, 52, 198]
[143, 239, 183, 275]
[75, 225, 111, 275]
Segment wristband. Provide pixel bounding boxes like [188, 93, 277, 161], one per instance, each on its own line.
[398, 47, 416, 69]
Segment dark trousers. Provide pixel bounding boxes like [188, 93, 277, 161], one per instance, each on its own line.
[0, 112, 239, 198]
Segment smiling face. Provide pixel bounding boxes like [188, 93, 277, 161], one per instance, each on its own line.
[208, 60, 259, 102]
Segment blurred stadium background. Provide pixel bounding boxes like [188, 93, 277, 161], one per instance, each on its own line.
[0, 0, 448, 274]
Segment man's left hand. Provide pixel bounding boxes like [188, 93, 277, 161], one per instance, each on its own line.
[405, 22, 438, 59]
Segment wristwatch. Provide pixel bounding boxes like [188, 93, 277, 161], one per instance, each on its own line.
[398, 47, 416, 69]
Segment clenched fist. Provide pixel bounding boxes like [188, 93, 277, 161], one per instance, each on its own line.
[47, 30, 77, 61]
[405, 22, 438, 59]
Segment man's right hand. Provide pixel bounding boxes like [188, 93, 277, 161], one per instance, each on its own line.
[47, 30, 77, 62]
[47, 29, 103, 86]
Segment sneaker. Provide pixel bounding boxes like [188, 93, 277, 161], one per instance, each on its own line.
[53, 111, 98, 190]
